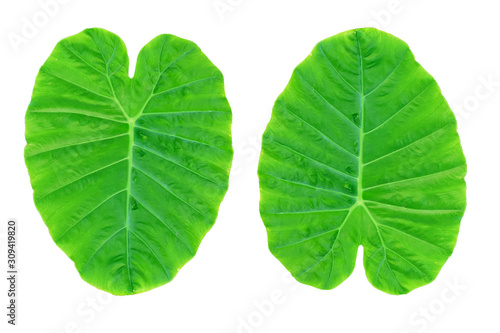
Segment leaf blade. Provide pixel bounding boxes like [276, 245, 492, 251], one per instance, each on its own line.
[258, 28, 466, 295]
[25, 28, 233, 295]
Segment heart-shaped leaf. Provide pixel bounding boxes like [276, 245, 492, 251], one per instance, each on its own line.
[25, 28, 233, 295]
[258, 28, 466, 295]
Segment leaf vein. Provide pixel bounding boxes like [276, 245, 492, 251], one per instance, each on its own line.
[266, 138, 357, 180]
[261, 172, 356, 198]
[278, 102, 357, 158]
[55, 189, 127, 242]
[131, 195, 195, 255]
[295, 70, 360, 129]
[363, 125, 451, 166]
[130, 230, 171, 280]
[133, 165, 206, 218]
[37, 157, 128, 200]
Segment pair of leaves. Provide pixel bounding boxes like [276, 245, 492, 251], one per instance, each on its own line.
[26, 28, 466, 296]
[25, 28, 233, 295]
[258, 28, 466, 295]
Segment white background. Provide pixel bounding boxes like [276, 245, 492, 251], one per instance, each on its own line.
[1, 0, 498, 332]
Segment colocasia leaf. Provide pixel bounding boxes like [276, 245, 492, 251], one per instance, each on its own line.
[258, 28, 466, 295]
[25, 28, 233, 295]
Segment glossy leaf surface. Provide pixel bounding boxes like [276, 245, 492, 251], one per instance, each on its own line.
[25, 28, 233, 295]
[258, 28, 466, 295]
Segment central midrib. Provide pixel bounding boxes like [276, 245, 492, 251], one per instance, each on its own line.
[123, 93, 156, 293]
[336, 32, 387, 253]
[356, 32, 365, 207]
[109, 79, 155, 293]
[108, 49, 186, 291]
[353, 32, 390, 282]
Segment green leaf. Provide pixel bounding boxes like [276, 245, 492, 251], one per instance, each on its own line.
[258, 28, 466, 295]
[25, 28, 233, 295]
